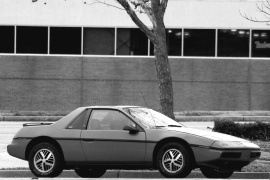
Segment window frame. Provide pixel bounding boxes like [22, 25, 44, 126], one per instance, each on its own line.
[0, 26, 15, 54]
[85, 108, 144, 132]
[16, 26, 48, 54]
[2, 26, 270, 59]
[83, 27, 115, 55]
[217, 29, 250, 58]
[66, 109, 91, 130]
[183, 28, 216, 57]
[251, 29, 270, 58]
[116, 28, 148, 56]
[49, 26, 82, 55]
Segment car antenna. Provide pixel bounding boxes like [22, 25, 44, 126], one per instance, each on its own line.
[139, 87, 157, 128]
[139, 87, 149, 108]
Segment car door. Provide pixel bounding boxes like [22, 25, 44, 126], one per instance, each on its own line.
[81, 109, 146, 163]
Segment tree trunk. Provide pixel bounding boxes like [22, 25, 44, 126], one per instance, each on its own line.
[153, 21, 175, 119]
[115, 0, 174, 119]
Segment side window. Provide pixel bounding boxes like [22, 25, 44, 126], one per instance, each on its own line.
[87, 110, 135, 130]
[67, 110, 87, 129]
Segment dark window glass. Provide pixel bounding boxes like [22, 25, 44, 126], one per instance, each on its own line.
[84, 28, 114, 55]
[50, 27, 81, 54]
[184, 29, 215, 57]
[150, 29, 182, 56]
[117, 28, 148, 55]
[252, 30, 270, 57]
[166, 29, 182, 56]
[17, 26, 48, 54]
[218, 29, 249, 57]
[88, 110, 135, 130]
[0, 26, 14, 53]
[67, 110, 87, 129]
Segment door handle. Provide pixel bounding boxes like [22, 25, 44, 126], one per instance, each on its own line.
[82, 139, 94, 142]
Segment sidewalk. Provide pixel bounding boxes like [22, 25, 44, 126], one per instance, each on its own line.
[0, 170, 270, 179]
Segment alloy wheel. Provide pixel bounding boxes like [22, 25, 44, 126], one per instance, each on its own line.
[162, 148, 183, 173]
[34, 148, 55, 173]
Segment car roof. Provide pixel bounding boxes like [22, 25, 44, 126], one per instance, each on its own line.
[81, 105, 144, 110]
[54, 106, 146, 128]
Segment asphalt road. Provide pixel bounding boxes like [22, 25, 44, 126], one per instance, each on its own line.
[1, 170, 269, 179]
[0, 121, 214, 169]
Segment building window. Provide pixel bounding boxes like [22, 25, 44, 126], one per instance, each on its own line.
[84, 28, 115, 55]
[184, 29, 215, 57]
[117, 28, 148, 56]
[252, 30, 270, 58]
[218, 29, 249, 57]
[150, 29, 182, 56]
[0, 26, 14, 53]
[17, 26, 48, 54]
[50, 27, 81, 55]
[166, 29, 182, 56]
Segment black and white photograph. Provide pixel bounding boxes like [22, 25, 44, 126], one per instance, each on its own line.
[0, 0, 269, 179]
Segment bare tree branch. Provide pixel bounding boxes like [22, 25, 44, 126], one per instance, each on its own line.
[32, 0, 175, 119]
[256, 3, 270, 16]
[83, 0, 125, 10]
[240, 10, 270, 23]
[266, 0, 270, 8]
[33, 0, 125, 10]
[240, 1, 270, 26]
[129, 0, 152, 13]
[262, 0, 270, 11]
[116, 0, 156, 42]
[160, 0, 168, 15]
[132, 0, 155, 25]
[239, 10, 270, 25]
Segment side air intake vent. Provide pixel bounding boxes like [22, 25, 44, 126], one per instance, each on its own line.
[220, 152, 241, 159]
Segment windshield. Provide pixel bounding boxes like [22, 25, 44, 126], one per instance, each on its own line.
[124, 107, 184, 129]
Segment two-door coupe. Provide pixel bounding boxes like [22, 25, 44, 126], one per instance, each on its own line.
[8, 106, 261, 178]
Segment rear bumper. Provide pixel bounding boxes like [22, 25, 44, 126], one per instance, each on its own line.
[192, 146, 261, 171]
[7, 138, 31, 160]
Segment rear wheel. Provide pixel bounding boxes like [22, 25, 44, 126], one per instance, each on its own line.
[28, 142, 63, 177]
[75, 168, 107, 178]
[200, 166, 234, 178]
[156, 142, 193, 178]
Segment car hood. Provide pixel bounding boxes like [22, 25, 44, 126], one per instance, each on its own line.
[167, 127, 248, 142]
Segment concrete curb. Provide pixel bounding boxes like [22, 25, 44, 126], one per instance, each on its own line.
[0, 170, 269, 179]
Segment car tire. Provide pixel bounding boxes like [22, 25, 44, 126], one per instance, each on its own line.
[75, 168, 107, 178]
[200, 166, 234, 178]
[28, 142, 63, 177]
[156, 142, 193, 178]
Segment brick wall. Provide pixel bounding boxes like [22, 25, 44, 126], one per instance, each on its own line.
[0, 55, 269, 111]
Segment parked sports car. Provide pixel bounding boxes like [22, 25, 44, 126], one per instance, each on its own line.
[8, 106, 261, 178]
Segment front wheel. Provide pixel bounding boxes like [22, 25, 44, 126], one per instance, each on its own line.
[156, 142, 193, 178]
[75, 168, 107, 178]
[200, 166, 234, 178]
[28, 142, 63, 177]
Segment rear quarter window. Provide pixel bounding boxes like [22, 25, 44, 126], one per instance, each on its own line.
[67, 110, 87, 129]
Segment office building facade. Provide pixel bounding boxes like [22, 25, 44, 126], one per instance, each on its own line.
[0, 0, 269, 111]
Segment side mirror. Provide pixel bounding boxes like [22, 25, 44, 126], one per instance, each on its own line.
[123, 125, 139, 134]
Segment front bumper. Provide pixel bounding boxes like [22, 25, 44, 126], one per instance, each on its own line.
[7, 138, 31, 160]
[192, 146, 261, 171]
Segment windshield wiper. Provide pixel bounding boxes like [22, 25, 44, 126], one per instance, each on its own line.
[156, 125, 182, 128]
[155, 126, 166, 128]
[168, 125, 182, 127]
